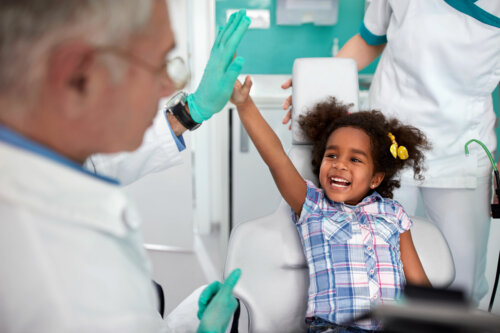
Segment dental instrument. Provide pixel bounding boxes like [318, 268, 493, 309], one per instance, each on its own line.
[464, 138, 499, 312]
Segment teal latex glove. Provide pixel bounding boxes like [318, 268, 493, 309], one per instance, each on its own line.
[197, 269, 241, 333]
[187, 9, 251, 123]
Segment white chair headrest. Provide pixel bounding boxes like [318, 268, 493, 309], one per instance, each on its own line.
[291, 58, 359, 145]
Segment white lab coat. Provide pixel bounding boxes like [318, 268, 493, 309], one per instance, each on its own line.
[364, 0, 500, 188]
[0, 142, 167, 333]
[84, 110, 183, 185]
[361, 0, 500, 303]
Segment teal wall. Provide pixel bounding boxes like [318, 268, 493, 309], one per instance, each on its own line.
[215, 0, 500, 156]
[215, 0, 377, 75]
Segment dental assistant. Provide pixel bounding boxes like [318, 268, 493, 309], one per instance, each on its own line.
[0, 1, 249, 332]
[336, 0, 500, 304]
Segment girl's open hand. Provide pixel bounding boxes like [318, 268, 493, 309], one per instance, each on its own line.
[230, 75, 252, 107]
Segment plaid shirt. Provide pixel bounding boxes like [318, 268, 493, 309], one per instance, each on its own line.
[292, 181, 412, 330]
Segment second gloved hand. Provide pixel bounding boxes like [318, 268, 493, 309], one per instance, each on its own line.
[187, 9, 251, 123]
[197, 269, 241, 333]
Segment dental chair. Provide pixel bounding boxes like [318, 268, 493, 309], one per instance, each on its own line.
[224, 58, 455, 333]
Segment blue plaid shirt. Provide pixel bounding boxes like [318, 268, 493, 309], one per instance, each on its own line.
[292, 181, 412, 330]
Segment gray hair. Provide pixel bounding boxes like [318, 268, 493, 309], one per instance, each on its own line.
[0, 0, 154, 94]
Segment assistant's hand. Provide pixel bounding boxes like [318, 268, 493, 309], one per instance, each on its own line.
[187, 10, 251, 124]
[281, 78, 292, 129]
[197, 269, 241, 333]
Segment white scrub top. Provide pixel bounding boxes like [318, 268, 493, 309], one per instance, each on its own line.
[362, 0, 500, 188]
[0, 134, 166, 332]
[84, 109, 185, 185]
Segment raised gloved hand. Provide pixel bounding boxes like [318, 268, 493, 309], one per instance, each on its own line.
[197, 269, 241, 333]
[187, 9, 251, 123]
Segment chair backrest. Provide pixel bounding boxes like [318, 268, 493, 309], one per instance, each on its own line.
[409, 216, 455, 287]
[224, 58, 455, 333]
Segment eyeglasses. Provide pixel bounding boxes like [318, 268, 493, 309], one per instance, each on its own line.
[95, 46, 190, 90]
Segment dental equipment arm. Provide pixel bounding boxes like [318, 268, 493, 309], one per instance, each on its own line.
[464, 139, 500, 217]
[197, 269, 241, 333]
[187, 9, 251, 124]
[464, 138, 500, 312]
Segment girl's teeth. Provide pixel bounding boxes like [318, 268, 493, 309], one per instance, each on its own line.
[330, 177, 350, 185]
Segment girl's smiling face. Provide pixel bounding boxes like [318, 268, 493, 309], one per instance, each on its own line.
[319, 126, 385, 205]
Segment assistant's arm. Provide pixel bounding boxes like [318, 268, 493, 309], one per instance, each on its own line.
[232, 77, 306, 215]
[400, 230, 432, 287]
[337, 0, 390, 70]
[336, 34, 385, 71]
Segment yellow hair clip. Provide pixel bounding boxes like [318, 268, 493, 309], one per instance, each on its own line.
[388, 132, 409, 160]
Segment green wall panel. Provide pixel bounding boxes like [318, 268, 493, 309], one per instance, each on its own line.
[215, 0, 377, 75]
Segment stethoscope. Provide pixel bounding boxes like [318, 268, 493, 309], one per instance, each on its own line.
[464, 139, 499, 312]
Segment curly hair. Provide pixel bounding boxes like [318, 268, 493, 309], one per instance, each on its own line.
[298, 97, 431, 198]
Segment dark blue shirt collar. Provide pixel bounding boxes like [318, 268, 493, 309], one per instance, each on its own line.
[0, 123, 120, 185]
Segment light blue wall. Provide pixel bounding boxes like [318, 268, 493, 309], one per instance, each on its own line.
[215, 0, 500, 156]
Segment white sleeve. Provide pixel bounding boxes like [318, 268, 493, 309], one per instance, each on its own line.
[360, 0, 392, 45]
[84, 110, 183, 185]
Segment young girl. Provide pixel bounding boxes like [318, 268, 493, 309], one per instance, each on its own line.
[231, 76, 432, 332]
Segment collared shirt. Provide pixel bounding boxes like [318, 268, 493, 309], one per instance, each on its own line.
[292, 181, 412, 330]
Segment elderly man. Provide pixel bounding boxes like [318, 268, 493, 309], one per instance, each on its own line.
[0, 0, 249, 332]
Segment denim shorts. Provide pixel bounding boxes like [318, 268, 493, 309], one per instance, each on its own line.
[306, 317, 377, 333]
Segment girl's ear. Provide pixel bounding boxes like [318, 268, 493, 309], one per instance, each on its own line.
[370, 172, 385, 189]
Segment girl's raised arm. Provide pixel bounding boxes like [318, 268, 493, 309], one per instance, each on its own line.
[231, 76, 307, 215]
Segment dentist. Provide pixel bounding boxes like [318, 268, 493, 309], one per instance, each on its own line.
[0, 1, 249, 332]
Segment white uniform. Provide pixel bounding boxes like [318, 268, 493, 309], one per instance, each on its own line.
[84, 110, 183, 185]
[362, 0, 500, 302]
[0, 138, 167, 332]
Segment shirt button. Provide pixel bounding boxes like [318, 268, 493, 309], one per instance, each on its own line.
[367, 246, 372, 251]
[369, 269, 375, 275]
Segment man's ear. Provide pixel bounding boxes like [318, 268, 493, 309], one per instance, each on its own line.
[370, 172, 385, 189]
[46, 41, 95, 119]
